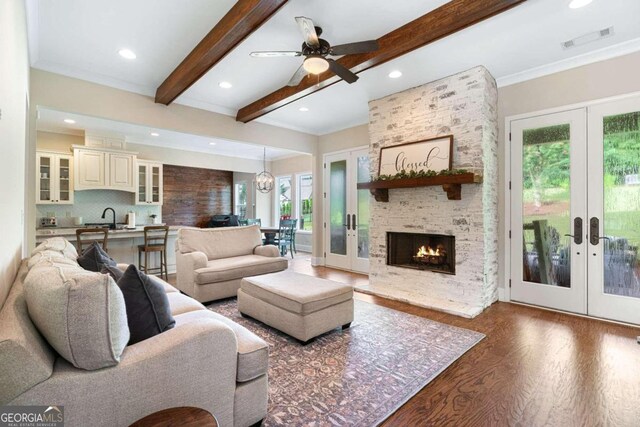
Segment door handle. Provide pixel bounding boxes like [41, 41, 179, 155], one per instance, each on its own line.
[352, 214, 357, 231]
[590, 217, 599, 245]
[564, 217, 583, 244]
[344, 214, 351, 230]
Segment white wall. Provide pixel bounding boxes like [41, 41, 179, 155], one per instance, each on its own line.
[497, 51, 640, 294]
[0, 0, 30, 308]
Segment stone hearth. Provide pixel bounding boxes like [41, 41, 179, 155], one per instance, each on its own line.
[357, 66, 498, 318]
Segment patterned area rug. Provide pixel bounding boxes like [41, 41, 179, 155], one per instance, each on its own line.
[207, 299, 484, 426]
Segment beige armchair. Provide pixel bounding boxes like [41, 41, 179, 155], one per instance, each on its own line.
[175, 225, 288, 302]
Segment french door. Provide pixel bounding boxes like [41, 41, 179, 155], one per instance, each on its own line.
[324, 148, 370, 274]
[510, 96, 640, 324]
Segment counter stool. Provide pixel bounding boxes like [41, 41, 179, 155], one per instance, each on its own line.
[138, 226, 169, 280]
[76, 228, 109, 253]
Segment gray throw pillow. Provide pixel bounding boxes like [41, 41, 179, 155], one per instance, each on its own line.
[77, 242, 117, 272]
[117, 265, 175, 345]
[101, 264, 124, 282]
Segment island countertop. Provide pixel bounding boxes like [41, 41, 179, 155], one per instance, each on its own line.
[35, 225, 183, 240]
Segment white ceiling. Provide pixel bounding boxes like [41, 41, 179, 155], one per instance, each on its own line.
[36, 108, 302, 161]
[28, 0, 640, 136]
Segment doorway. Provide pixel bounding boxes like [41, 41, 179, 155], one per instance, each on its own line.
[509, 96, 640, 324]
[324, 148, 370, 274]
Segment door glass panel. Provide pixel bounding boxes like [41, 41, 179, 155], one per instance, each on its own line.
[138, 165, 146, 202]
[356, 154, 370, 259]
[522, 124, 572, 287]
[329, 160, 347, 255]
[151, 166, 160, 203]
[39, 156, 51, 201]
[602, 111, 640, 298]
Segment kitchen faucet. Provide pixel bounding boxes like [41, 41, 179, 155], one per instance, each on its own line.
[101, 207, 116, 230]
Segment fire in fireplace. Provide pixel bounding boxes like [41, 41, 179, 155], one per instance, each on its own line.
[387, 232, 456, 275]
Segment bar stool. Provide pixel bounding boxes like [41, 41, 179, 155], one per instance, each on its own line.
[138, 226, 169, 280]
[76, 228, 109, 253]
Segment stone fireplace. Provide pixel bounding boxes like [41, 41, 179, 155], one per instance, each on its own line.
[357, 66, 498, 318]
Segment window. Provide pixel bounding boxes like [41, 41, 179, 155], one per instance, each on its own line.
[298, 174, 312, 231]
[277, 176, 292, 220]
[234, 182, 247, 219]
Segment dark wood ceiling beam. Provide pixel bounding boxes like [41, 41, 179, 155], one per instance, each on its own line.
[236, 0, 526, 123]
[155, 0, 288, 105]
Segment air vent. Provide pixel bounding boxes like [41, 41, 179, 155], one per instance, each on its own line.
[561, 26, 614, 50]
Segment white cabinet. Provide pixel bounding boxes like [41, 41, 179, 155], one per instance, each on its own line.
[136, 160, 163, 205]
[109, 153, 134, 190]
[36, 152, 74, 204]
[73, 147, 136, 192]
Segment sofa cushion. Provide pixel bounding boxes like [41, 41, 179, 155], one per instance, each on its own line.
[241, 271, 354, 315]
[28, 250, 81, 271]
[32, 237, 78, 260]
[167, 292, 205, 315]
[24, 265, 129, 370]
[195, 255, 288, 285]
[0, 262, 56, 404]
[101, 264, 124, 281]
[77, 242, 117, 272]
[117, 265, 176, 345]
[175, 310, 268, 383]
[177, 225, 263, 260]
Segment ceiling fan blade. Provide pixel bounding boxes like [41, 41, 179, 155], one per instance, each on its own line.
[287, 64, 309, 87]
[330, 40, 379, 56]
[326, 59, 358, 84]
[295, 16, 320, 47]
[249, 51, 302, 58]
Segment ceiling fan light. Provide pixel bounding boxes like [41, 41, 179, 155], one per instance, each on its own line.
[303, 56, 329, 75]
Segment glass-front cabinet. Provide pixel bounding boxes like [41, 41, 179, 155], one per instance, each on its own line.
[136, 160, 163, 205]
[36, 151, 74, 204]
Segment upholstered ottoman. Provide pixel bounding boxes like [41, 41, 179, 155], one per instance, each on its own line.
[238, 271, 354, 344]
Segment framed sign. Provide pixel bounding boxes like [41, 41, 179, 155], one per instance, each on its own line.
[378, 135, 453, 176]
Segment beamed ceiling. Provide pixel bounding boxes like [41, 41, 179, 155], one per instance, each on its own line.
[29, 0, 640, 135]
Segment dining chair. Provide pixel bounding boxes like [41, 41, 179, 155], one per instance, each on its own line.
[247, 218, 262, 226]
[276, 219, 297, 258]
[76, 228, 109, 253]
[238, 219, 249, 226]
[137, 225, 169, 280]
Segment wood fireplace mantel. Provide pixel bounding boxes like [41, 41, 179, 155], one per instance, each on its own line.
[357, 173, 482, 202]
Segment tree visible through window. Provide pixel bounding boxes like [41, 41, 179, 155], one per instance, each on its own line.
[278, 176, 292, 219]
[298, 174, 312, 231]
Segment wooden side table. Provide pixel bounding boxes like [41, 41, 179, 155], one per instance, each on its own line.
[130, 407, 217, 427]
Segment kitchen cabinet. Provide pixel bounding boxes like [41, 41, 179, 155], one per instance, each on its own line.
[73, 146, 136, 192]
[136, 160, 163, 205]
[36, 151, 74, 204]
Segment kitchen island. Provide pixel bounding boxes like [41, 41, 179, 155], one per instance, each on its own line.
[36, 225, 186, 273]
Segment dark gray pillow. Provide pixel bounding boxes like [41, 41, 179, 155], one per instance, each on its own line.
[117, 265, 175, 345]
[77, 242, 117, 272]
[101, 264, 124, 282]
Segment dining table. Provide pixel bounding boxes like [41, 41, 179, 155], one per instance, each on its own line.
[260, 227, 280, 246]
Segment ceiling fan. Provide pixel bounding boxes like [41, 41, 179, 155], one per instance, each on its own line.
[249, 16, 379, 87]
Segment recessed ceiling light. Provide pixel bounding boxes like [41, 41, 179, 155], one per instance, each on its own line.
[569, 0, 592, 8]
[388, 70, 402, 79]
[299, 107, 309, 112]
[63, 119, 76, 124]
[118, 49, 137, 59]
[150, 132, 159, 137]
[218, 81, 232, 89]
[209, 142, 217, 146]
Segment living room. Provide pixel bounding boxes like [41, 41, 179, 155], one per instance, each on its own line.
[2, 0, 640, 426]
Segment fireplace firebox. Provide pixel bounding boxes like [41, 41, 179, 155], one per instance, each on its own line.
[387, 232, 456, 275]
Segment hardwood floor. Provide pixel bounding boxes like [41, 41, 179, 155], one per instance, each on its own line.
[168, 254, 640, 426]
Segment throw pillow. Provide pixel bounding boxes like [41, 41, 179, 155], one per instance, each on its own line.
[77, 242, 117, 272]
[117, 265, 175, 345]
[24, 266, 129, 370]
[101, 264, 125, 282]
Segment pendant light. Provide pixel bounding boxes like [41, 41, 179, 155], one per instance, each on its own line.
[256, 147, 274, 193]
